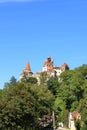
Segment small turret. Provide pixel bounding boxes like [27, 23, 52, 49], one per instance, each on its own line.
[20, 62, 33, 81]
[61, 63, 69, 71]
[25, 62, 31, 72]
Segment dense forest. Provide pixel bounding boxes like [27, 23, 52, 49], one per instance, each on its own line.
[0, 65, 87, 130]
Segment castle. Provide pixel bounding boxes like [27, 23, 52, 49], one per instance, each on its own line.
[20, 56, 69, 83]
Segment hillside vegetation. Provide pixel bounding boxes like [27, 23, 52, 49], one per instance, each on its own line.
[0, 65, 87, 130]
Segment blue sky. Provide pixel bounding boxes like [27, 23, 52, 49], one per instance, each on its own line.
[0, 0, 87, 89]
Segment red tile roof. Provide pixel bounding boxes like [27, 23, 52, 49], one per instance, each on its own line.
[25, 62, 31, 72]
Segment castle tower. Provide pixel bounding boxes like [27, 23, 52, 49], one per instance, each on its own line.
[25, 62, 32, 74]
[61, 63, 69, 71]
[42, 56, 54, 72]
[20, 62, 33, 81]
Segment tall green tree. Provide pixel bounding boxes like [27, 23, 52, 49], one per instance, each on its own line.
[59, 69, 84, 111]
[10, 76, 17, 85]
[47, 77, 59, 96]
[54, 97, 68, 126]
[4, 76, 17, 88]
[0, 82, 54, 130]
[79, 96, 87, 125]
[40, 72, 48, 84]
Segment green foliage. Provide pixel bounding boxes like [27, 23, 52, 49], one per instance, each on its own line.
[80, 124, 87, 130]
[40, 72, 48, 84]
[47, 77, 59, 96]
[54, 97, 68, 124]
[9, 76, 17, 85]
[53, 65, 87, 127]
[4, 76, 17, 88]
[79, 97, 87, 124]
[75, 120, 81, 130]
[1, 64, 87, 129]
[0, 83, 37, 129]
[26, 77, 37, 84]
[21, 76, 37, 84]
[58, 69, 85, 111]
[28, 84, 54, 116]
[0, 82, 54, 129]
[71, 101, 79, 112]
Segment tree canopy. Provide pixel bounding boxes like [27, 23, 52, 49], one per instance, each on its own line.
[0, 64, 87, 129]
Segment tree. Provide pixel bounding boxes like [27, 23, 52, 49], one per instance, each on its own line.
[4, 76, 17, 88]
[25, 77, 37, 84]
[0, 83, 37, 130]
[29, 84, 54, 117]
[75, 120, 81, 130]
[10, 76, 17, 85]
[47, 77, 59, 96]
[0, 82, 54, 130]
[80, 124, 87, 130]
[58, 69, 84, 111]
[79, 97, 87, 125]
[54, 97, 68, 126]
[40, 72, 48, 84]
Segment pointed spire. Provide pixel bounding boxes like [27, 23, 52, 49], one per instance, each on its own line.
[25, 62, 31, 72]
